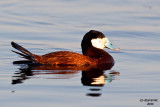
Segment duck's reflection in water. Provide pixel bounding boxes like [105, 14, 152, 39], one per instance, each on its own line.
[12, 61, 120, 97]
[12, 65, 79, 84]
[82, 69, 119, 97]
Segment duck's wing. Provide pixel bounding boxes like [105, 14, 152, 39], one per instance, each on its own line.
[36, 51, 95, 66]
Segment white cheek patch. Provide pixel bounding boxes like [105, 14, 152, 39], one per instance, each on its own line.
[91, 38, 107, 49]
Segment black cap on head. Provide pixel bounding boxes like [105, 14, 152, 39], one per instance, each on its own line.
[81, 30, 105, 54]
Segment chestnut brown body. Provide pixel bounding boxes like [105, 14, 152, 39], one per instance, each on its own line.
[11, 30, 117, 67]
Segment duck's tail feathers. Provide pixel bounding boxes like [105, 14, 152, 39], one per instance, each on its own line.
[11, 41, 34, 61]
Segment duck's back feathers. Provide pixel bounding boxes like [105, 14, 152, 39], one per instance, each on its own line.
[33, 51, 95, 66]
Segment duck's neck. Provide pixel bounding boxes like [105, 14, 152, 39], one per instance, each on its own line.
[83, 47, 110, 59]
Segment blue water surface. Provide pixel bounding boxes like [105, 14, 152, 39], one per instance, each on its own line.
[0, 0, 160, 107]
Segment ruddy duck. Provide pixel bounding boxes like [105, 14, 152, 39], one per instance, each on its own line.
[11, 30, 120, 66]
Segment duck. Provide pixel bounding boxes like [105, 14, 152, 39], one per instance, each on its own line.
[11, 30, 120, 67]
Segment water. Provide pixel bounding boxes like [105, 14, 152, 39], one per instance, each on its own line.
[0, 0, 160, 107]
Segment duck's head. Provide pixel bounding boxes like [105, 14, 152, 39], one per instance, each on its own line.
[81, 30, 120, 54]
